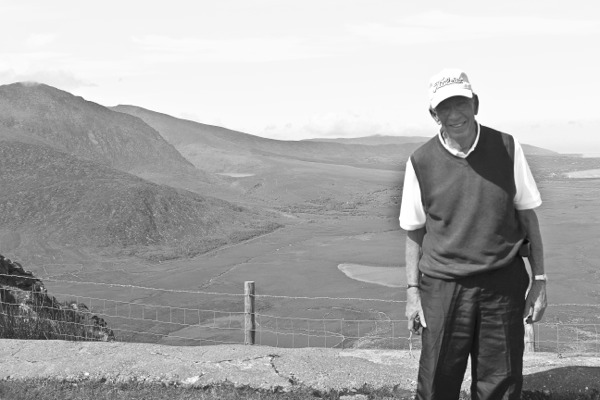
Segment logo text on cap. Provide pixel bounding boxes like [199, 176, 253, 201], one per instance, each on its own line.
[433, 77, 465, 93]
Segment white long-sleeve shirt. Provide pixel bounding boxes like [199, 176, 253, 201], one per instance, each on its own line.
[399, 123, 542, 231]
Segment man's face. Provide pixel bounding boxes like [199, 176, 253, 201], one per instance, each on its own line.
[432, 96, 478, 139]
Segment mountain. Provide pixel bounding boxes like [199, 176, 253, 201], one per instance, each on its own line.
[112, 105, 571, 214]
[111, 105, 417, 172]
[502, 120, 600, 156]
[520, 144, 559, 156]
[303, 135, 431, 146]
[305, 135, 559, 156]
[0, 83, 194, 175]
[0, 140, 280, 261]
[110, 108, 563, 174]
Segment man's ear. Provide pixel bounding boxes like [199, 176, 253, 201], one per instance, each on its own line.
[429, 107, 441, 125]
[473, 94, 479, 115]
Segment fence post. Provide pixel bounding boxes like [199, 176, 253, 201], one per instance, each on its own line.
[524, 322, 535, 352]
[244, 281, 255, 345]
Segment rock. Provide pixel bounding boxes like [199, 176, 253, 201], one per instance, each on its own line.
[340, 395, 368, 400]
[181, 376, 201, 385]
[0, 254, 114, 342]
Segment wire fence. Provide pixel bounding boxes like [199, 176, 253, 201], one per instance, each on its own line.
[1, 272, 599, 355]
[534, 321, 599, 355]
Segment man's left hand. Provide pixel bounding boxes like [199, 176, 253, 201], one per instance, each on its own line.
[524, 281, 547, 323]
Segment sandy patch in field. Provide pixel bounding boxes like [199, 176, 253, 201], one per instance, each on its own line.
[338, 263, 405, 288]
[565, 169, 600, 179]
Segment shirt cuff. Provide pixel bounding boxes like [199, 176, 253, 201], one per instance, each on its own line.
[399, 221, 426, 231]
[515, 198, 542, 210]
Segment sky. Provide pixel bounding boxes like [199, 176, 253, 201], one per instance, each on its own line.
[1, 0, 600, 154]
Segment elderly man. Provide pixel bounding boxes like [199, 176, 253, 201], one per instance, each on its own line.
[399, 69, 547, 400]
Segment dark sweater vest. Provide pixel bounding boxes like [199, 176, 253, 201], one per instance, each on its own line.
[411, 125, 525, 279]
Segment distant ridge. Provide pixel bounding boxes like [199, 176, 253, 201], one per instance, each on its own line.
[520, 144, 559, 156]
[303, 135, 431, 146]
[305, 135, 559, 156]
[112, 105, 419, 171]
[0, 82, 194, 174]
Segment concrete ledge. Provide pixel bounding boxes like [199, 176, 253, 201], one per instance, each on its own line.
[0, 340, 598, 395]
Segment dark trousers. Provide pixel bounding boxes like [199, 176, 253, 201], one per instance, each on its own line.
[416, 258, 529, 400]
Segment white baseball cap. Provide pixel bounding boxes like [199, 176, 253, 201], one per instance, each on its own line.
[429, 69, 473, 109]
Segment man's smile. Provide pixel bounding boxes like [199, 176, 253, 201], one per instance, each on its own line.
[449, 121, 466, 128]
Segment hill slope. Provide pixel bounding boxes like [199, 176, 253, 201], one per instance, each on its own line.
[112, 106, 561, 175]
[111, 105, 418, 172]
[0, 140, 280, 261]
[0, 83, 194, 175]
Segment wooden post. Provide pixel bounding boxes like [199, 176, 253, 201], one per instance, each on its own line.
[524, 322, 535, 353]
[244, 281, 255, 345]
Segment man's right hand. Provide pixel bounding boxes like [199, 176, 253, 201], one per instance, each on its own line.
[406, 287, 427, 334]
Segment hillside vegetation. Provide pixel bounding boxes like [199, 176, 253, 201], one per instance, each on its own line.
[0, 140, 280, 261]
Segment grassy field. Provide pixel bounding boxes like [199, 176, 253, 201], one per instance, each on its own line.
[0, 380, 420, 400]
[1, 378, 598, 400]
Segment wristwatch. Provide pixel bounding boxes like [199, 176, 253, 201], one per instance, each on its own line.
[533, 274, 548, 281]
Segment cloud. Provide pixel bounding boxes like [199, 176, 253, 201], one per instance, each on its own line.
[258, 111, 405, 140]
[0, 50, 132, 87]
[0, 51, 78, 77]
[131, 34, 334, 63]
[26, 33, 57, 47]
[348, 11, 600, 45]
[0, 69, 94, 90]
[0, 4, 61, 23]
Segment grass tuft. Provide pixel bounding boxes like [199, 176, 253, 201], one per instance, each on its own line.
[0, 288, 113, 342]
